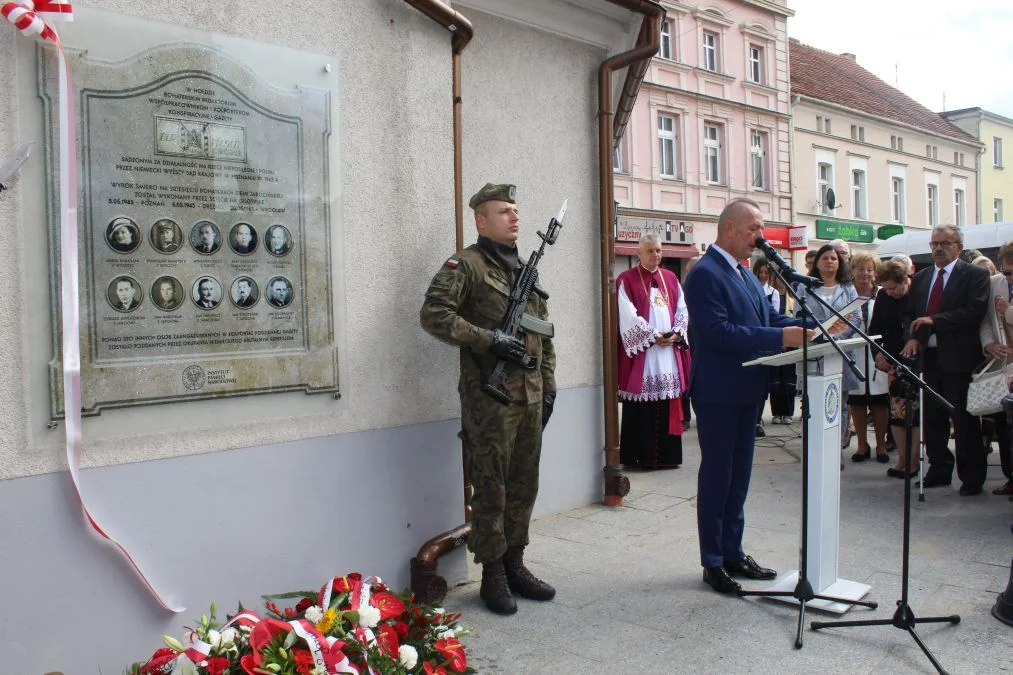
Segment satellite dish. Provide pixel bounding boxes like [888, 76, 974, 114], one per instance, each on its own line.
[826, 188, 837, 210]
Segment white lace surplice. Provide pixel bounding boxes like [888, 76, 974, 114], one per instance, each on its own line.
[617, 281, 688, 401]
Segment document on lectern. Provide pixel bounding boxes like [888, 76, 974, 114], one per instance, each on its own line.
[816, 297, 869, 336]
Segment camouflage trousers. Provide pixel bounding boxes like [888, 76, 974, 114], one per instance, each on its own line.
[461, 396, 543, 564]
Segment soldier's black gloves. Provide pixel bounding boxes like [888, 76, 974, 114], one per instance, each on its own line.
[542, 391, 556, 429]
[489, 329, 529, 365]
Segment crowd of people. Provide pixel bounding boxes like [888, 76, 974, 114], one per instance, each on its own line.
[618, 215, 1012, 595]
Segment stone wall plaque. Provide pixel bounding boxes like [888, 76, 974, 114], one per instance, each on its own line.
[41, 25, 340, 417]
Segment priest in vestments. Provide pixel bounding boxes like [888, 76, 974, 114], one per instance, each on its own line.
[617, 234, 690, 469]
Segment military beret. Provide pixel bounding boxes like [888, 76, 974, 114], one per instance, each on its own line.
[468, 183, 516, 210]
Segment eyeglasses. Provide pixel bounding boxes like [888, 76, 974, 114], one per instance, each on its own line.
[929, 240, 957, 248]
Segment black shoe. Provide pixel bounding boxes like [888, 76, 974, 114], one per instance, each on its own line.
[851, 451, 870, 463]
[480, 561, 518, 615]
[723, 555, 777, 581]
[959, 484, 983, 496]
[755, 424, 766, 438]
[919, 475, 952, 488]
[876, 451, 890, 464]
[703, 566, 742, 595]
[503, 547, 555, 601]
[887, 468, 917, 479]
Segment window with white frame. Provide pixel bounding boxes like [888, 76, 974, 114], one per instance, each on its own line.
[892, 177, 906, 223]
[927, 184, 939, 226]
[657, 114, 677, 178]
[750, 130, 767, 189]
[658, 20, 673, 60]
[748, 44, 763, 84]
[851, 169, 866, 219]
[818, 162, 833, 215]
[891, 135, 904, 151]
[613, 141, 625, 173]
[702, 31, 718, 72]
[816, 116, 824, 133]
[825, 118, 832, 135]
[704, 123, 723, 183]
[995, 137, 1004, 167]
[995, 198, 1004, 222]
[954, 188, 965, 226]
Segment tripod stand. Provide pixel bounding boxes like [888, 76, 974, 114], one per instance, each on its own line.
[738, 268, 878, 648]
[811, 363, 960, 674]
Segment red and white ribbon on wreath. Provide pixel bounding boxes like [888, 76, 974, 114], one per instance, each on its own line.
[2, 1, 183, 613]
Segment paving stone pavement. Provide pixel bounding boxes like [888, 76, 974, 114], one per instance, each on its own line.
[444, 414, 1013, 674]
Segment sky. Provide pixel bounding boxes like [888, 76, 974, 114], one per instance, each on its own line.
[786, 0, 1013, 117]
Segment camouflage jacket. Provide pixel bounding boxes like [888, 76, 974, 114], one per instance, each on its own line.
[420, 243, 556, 404]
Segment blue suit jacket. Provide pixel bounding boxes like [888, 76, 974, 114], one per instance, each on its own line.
[684, 247, 805, 405]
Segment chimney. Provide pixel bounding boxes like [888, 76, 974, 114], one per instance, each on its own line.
[840, 52, 856, 62]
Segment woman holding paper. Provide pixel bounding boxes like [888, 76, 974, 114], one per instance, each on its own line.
[796, 244, 861, 456]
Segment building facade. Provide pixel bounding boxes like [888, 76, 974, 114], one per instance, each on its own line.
[613, 0, 794, 276]
[790, 40, 982, 259]
[941, 107, 1013, 224]
[0, 1, 649, 669]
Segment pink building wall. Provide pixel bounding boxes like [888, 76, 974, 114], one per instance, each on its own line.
[614, 0, 793, 259]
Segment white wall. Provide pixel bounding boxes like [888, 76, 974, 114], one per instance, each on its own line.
[0, 1, 610, 670]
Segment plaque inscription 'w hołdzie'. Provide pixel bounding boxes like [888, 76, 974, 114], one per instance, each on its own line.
[40, 37, 339, 418]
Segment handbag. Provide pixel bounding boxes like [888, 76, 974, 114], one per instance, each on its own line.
[967, 357, 1012, 416]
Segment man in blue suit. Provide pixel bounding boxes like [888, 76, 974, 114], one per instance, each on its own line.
[684, 198, 814, 595]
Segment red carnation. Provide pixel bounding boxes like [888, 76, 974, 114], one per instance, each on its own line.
[295, 597, 313, 613]
[205, 656, 229, 675]
[393, 620, 409, 637]
[139, 648, 179, 675]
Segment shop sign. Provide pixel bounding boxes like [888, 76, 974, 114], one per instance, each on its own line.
[815, 219, 874, 243]
[616, 216, 695, 245]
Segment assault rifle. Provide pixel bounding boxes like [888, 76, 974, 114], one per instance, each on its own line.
[481, 200, 566, 405]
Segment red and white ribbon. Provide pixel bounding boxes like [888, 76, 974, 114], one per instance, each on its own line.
[2, 1, 183, 613]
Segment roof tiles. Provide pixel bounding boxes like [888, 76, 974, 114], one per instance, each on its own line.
[789, 39, 977, 144]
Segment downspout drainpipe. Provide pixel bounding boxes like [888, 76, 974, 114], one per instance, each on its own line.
[403, 0, 475, 602]
[599, 0, 665, 506]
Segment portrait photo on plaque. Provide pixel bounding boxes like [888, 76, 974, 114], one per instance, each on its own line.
[190, 220, 222, 255]
[107, 275, 143, 312]
[192, 276, 223, 310]
[265, 224, 293, 257]
[105, 216, 142, 254]
[229, 222, 259, 256]
[151, 276, 185, 311]
[151, 218, 184, 254]
[230, 276, 260, 308]
[266, 276, 294, 309]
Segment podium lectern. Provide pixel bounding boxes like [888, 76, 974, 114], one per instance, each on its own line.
[744, 337, 872, 613]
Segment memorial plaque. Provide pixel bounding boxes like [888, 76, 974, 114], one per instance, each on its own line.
[41, 17, 340, 417]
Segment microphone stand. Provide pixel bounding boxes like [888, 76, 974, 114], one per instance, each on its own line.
[738, 262, 876, 650]
[807, 298, 959, 675]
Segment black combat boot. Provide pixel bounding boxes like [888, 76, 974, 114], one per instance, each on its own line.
[480, 560, 517, 615]
[503, 546, 556, 601]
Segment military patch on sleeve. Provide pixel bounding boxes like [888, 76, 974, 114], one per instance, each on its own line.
[445, 257, 459, 268]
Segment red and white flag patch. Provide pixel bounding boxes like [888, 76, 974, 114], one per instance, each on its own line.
[445, 257, 459, 268]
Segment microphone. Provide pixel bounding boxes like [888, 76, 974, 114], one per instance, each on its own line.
[754, 237, 823, 288]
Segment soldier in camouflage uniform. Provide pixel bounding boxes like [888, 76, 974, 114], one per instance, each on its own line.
[420, 183, 557, 615]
